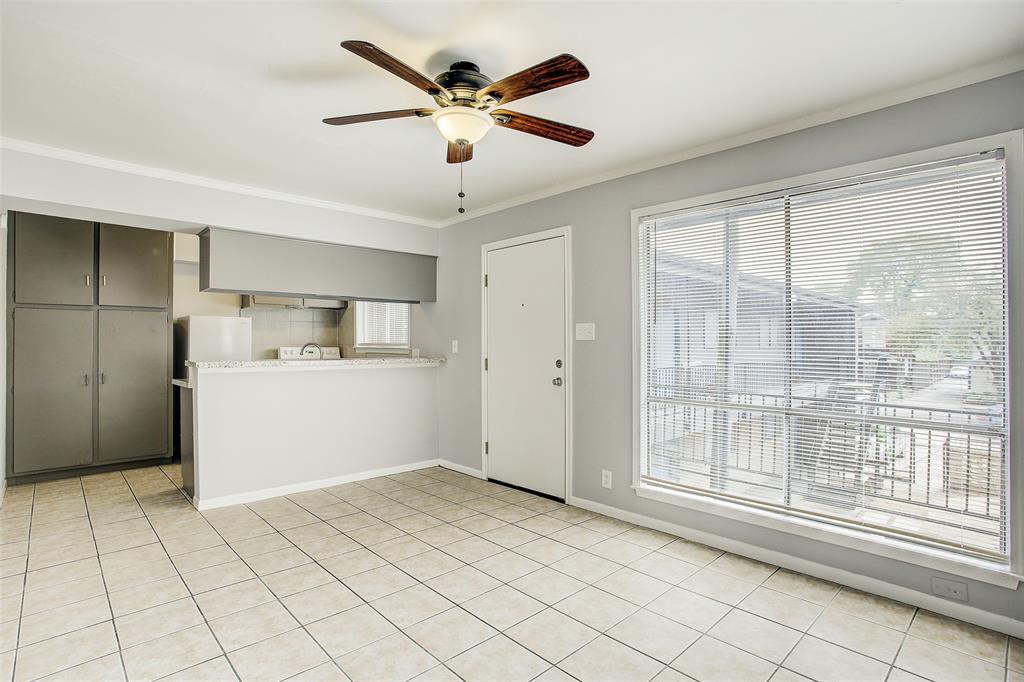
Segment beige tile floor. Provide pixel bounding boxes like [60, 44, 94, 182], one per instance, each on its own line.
[0, 464, 1020, 682]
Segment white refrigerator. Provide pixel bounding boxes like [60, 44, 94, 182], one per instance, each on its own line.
[174, 315, 252, 377]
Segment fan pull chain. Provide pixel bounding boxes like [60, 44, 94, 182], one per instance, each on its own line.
[457, 141, 467, 214]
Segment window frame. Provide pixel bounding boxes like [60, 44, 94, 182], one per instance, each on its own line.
[630, 131, 1024, 587]
[353, 301, 412, 352]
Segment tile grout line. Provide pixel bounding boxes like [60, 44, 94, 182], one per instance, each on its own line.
[7, 481, 35, 682]
[779, 569, 888, 678]
[4, 472, 894, 681]
[0, 477, 921, 679]
[368, 474, 931, 679]
[265, 472, 684, 679]
[138, 464, 245, 682]
[78, 472, 127, 682]
[169, 465, 463, 681]
[243, 472, 765, 680]
[18, 468, 236, 680]
[265, 469, 476, 681]
[8, 466, 1013, 682]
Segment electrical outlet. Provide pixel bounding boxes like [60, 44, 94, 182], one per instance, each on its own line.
[931, 577, 968, 602]
[601, 470, 612, 489]
[451, 340, 459, 354]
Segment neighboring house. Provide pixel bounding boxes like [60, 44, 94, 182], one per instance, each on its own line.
[650, 254, 862, 397]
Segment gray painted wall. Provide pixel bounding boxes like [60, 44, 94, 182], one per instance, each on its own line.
[423, 71, 1024, 620]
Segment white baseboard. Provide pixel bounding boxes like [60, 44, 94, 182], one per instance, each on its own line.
[438, 459, 485, 479]
[569, 495, 1024, 639]
[194, 459, 442, 511]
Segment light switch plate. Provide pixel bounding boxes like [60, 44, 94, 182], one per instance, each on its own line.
[451, 340, 459, 354]
[575, 323, 596, 341]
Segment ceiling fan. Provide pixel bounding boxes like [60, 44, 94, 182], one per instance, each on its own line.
[322, 41, 594, 165]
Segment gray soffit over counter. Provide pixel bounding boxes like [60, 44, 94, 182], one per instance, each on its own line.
[199, 227, 437, 303]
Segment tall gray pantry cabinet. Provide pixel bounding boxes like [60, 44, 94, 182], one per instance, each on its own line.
[6, 212, 173, 480]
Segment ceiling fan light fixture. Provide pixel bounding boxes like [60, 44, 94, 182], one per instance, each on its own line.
[432, 106, 494, 145]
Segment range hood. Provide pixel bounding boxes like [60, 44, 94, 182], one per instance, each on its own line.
[240, 295, 345, 309]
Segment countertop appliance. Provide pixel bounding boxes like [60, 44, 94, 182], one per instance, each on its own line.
[174, 315, 252, 377]
[278, 346, 342, 360]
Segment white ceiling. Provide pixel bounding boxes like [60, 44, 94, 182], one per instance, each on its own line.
[3, 2, 1023, 223]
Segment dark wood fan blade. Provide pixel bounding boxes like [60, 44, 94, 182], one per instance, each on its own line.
[491, 110, 594, 147]
[322, 108, 433, 125]
[446, 141, 474, 163]
[341, 41, 451, 99]
[477, 54, 589, 105]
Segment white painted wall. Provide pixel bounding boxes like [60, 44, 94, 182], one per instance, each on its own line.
[172, 263, 241, 320]
[191, 364, 440, 508]
[172, 235, 240, 320]
[0, 145, 440, 256]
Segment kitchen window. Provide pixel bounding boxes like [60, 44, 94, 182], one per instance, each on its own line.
[355, 301, 411, 351]
[633, 136, 1020, 574]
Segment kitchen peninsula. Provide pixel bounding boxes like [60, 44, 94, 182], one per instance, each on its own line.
[178, 357, 444, 509]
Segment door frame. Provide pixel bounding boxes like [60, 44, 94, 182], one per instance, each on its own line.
[481, 225, 573, 501]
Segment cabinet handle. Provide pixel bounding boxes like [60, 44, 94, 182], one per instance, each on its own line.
[101, 275, 108, 286]
[100, 373, 106, 385]
[85, 274, 91, 286]
[84, 374, 90, 386]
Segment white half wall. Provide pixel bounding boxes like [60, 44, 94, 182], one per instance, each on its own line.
[191, 365, 439, 507]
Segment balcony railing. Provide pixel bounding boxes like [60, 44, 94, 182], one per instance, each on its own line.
[645, 368, 1006, 558]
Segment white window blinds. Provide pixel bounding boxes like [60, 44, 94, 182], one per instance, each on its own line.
[356, 301, 411, 348]
[637, 151, 1009, 561]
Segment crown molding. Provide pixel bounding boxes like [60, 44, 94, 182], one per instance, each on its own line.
[0, 137, 442, 229]
[436, 54, 1024, 228]
[3, 55, 1022, 231]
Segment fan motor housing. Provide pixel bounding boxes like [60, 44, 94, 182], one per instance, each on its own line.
[435, 62, 492, 103]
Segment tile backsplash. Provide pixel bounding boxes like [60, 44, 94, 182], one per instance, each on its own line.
[241, 306, 340, 359]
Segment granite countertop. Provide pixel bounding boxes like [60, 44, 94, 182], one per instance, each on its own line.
[185, 357, 446, 369]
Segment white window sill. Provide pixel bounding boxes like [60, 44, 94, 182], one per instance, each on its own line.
[353, 347, 411, 355]
[633, 482, 1021, 589]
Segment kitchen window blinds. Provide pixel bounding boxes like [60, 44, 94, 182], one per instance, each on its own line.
[355, 301, 411, 349]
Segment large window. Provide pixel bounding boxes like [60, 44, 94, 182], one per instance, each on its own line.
[636, 149, 1011, 563]
[355, 301, 411, 350]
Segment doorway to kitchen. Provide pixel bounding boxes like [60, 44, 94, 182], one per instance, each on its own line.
[482, 226, 572, 501]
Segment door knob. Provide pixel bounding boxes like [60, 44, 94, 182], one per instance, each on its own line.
[552, 377, 563, 386]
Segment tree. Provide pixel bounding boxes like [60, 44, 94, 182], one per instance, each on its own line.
[843, 232, 1004, 402]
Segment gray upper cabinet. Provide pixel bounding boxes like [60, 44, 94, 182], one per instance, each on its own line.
[12, 309, 95, 474]
[98, 310, 169, 462]
[201, 227, 437, 303]
[99, 224, 170, 308]
[13, 213, 95, 305]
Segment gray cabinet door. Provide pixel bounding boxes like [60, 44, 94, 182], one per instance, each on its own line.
[14, 213, 95, 305]
[98, 310, 169, 461]
[13, 309, 95, 473]
[99, 224, 170, 308]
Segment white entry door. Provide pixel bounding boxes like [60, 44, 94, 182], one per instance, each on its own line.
[485, 234, 567, 499]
